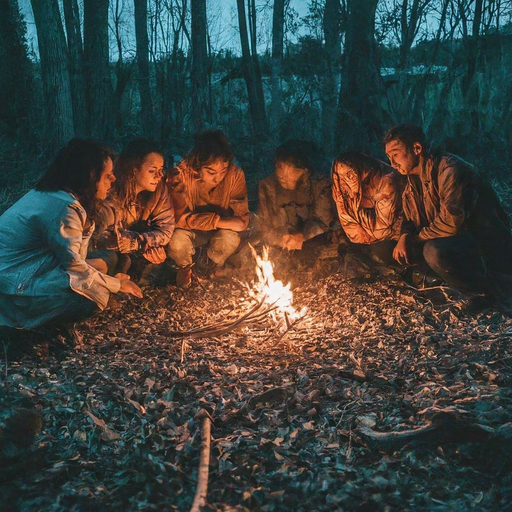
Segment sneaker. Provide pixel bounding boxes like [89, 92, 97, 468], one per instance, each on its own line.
[176, 266, 192, 288]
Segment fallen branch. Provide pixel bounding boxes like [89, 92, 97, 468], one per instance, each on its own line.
[359, 407, 496, 453]
[190, 410, 212, 512]
[168, 297, 284, 340]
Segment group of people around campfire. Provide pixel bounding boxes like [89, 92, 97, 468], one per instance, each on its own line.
[1, 124, 511, 331]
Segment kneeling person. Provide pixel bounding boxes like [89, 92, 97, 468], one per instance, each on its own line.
[167, 130, 249, 286]
[91, 138, 175, 283]
[257, 140, 334, 251]
[332, 152, 404, 265]
[384, 123, 512, 304]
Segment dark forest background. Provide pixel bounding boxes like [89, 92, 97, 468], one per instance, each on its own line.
[1, 0, 512, 211]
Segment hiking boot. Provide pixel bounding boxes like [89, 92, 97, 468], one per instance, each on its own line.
[176, 266, 192, 288]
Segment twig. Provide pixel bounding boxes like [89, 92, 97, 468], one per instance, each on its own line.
[190, 410, 212, 512]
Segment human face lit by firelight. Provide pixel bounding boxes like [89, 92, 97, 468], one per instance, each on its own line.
[275, 161, 306, 190]
[134, 152, 165, 194]
[96, 158, 116, 201]
[385, 139, 421, 176]
[199, 159, 230, 189]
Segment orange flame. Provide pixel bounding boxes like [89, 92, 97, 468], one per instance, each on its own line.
[246, 245, 306, 326]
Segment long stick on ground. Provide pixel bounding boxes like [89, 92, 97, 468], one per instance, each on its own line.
[190, 410, 212, 512]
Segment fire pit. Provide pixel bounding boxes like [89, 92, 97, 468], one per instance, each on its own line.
[168, 245, 307, 340]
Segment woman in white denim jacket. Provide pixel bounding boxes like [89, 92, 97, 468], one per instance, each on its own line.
[0, 139, 143, 329]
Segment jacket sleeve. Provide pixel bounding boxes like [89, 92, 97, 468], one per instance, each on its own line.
[140, 184, 176, 248]
[257, 178, 286, 245]
[169, 169, 220, 231]
[418, 158, 477, 241]
[45, 204, 120, 307]
[228, 168, 250, 229]
[91, 201, 117, 250]
[357, 175, 401, 242]
[332, 169, 375, 244]
[304, 179, 334, 240]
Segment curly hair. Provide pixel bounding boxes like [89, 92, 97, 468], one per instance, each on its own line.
[185, 130, 234, 172]
[35, 138, 116, 216]
[112, 138, 163, 208]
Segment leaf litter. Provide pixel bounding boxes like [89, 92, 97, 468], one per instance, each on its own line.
[1, 252, 512, 511]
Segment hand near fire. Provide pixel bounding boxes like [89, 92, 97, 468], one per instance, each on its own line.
[115, 273, 143, 298]
[393, 234, 411, 265]
[281, 233, 305, 251]
[143, 246, 167, 264]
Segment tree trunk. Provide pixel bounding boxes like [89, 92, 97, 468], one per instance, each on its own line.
[336, 0, 382, 149]
[62, 0, 86, 137]
[190, 0, 208, 132]
[270, 0, 285, 141]
[463, 0, 483, 131]
[322, 0, 342, 154]
[236, 0, 267, 137]
[0, 0, 33, 138]
[134, 0, 154, 136]
[84, 0, 113, 139]
[30, 0, 74, 153]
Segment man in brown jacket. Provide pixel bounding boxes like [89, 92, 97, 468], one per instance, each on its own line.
[384, 124, 512, 305]
[257, 140, 334, 251]
[167, 130, 249, 286]
[332, 152, 404, 265]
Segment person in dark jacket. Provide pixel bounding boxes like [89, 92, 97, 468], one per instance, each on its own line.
[384, 123, 512, 305]
[257, 140, 334, 251]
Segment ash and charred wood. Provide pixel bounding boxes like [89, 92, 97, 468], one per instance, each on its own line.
[190, 409, 212, 512]
[359, 408, 495, 453]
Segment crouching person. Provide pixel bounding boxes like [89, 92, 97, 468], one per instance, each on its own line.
[166, 130, 249, 287]
[91, 138, 175, 285]
[0, 139, 143, 330]
[257, 139, 334, 252]
[384, 124, 512, 308]
[332, 152, 404, 265]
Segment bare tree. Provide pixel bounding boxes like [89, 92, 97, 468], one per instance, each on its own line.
[322, 0, 343, 153]
[0, 0, 33, 139]
[63, 0, 86, 136]
[191, 0, 208, 131]
[30, 0, 74, 152]
[270, 0, 285, 141]
[236, 0, 267, 136]
[84, 0, 113, 138]
[337, 0, 382, 148]
[134, 0, 154, 136]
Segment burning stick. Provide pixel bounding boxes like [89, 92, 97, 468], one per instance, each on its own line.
[190, 410, 212, 512]
[169, 245, 306, 340]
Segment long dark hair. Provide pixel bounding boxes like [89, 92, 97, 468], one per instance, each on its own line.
[36, 138, 115, 215]
[185, 130, 234, 173]
[112, 138, 163, 208]
[332, 152, 387, 181]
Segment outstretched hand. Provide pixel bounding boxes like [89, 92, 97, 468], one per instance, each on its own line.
[393, 234, 411, 265]
[115, 273, 143, 298]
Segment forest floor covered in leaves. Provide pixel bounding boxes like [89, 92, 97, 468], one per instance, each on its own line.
[2, 246, 512, 512]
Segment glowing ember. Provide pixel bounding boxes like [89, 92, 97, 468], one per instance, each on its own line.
[246, 245, 307, 326]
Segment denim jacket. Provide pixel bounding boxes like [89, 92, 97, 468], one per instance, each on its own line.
[0, 190, 120, 318]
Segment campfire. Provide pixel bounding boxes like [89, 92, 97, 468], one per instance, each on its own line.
[169, 245, 306, 340]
